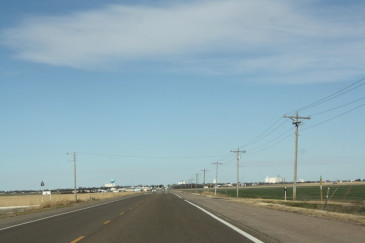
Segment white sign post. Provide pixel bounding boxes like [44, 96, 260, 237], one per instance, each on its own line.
[41, 181, 44, 203]
[42, 190, 52, 201]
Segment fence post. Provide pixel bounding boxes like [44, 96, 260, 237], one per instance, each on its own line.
[284, 187, 287, 201]
[324, 187, 330, 211]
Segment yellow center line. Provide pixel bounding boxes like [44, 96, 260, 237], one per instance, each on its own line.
[120, 212, 124, 215]
[129, 207, 133, 210]
[104, 220, 111, 225]
[70, 235, 85, 243]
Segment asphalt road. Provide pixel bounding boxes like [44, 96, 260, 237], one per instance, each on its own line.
[180, 192, 365, 243]
[2, 192, 364, 243]
[0, 193, 258, 243]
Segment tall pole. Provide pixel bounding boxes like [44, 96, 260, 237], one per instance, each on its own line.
[67, 152, 77, 202]
[231, 149, 246, 198]
[195, 173, 199, 188]
[212, 162, 222, 196]
[73, 152, 77, 202]
[294, 123, 299, 200]
[284, 111, 310, 200]
[201, 169, 207, 186]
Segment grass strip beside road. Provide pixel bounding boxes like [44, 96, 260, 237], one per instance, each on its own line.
[0, 194, 143, 231]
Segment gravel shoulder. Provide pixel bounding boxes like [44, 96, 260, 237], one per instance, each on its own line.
[176, 191, 365, 243]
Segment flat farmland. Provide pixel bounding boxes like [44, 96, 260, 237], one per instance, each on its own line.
[186, 182, 365, 216]
[0, 192, 140, 218]
[197, 182, 365, 202]
[0, 192, 139, 207]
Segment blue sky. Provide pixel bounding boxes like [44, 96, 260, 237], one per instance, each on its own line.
[1, 0, 364, 190]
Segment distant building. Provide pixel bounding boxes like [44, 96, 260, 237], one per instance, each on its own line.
[178, 181, 186, 185]
[265, 175, 285, 183]
[105, 181, 116, 188]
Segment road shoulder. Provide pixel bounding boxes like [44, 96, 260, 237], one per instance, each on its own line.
[175, 191, 365, 243]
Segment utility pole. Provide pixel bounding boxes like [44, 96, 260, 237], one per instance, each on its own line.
[195, 173, 199, 188]
[67, 152, 77, 202]
[231, 149, 246, 198]
[283, 111, 310, 200]
[201, 169, 208, 186]
[189, 178, 193, 189]
[212, 162, 223, 196]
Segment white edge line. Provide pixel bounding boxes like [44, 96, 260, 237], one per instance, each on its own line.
[0, 194, 141, 231]
[185, 200, 264, 243]
[172, 193, 182, 199]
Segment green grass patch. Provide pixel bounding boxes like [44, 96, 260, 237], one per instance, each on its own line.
[192, 184, 365, 202]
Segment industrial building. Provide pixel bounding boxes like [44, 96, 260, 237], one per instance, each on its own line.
[265, 176, 285, 183]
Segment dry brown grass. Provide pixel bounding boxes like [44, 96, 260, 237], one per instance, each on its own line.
[0, 192, 140, 218]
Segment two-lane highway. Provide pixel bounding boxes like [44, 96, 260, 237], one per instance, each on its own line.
[0, 193, 261, 243]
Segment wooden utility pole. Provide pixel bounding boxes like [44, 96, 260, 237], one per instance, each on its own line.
[212, 162, 222, 196]
[67, 152, 77, 202]
[320, 176, 323, 202]
[231, 149, 246, 198]
[195, 173, 199, 188]
[283, 111, 310, 200]
[201, 169, 208, 186]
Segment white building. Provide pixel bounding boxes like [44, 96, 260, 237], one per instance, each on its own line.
[178, 181, 186, 185]
[265, 176, 285, 183]
[104, 180, 117, 188]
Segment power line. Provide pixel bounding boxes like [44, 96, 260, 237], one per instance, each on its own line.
[292, 77, 365, 114]
[310, 97, 365, 116]
[303, 102, 365, 131]
[245, 127, 294, 154]
[239, 117, 285, 148]
[78, 152, 224, 159]
[247, 132, 293, 156]
[240, 77, 365, 157]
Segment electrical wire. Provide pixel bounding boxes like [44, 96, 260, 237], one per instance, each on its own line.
[78, 152, 225, 159]
[303, 102, 365, 131]
[238, 116, 284, 148]
[310, 96, 365, 116]
[246, 127, 294, 155]
[289, 77, 365, 114]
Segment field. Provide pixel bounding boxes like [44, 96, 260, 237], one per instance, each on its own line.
[185, 182, 365, 216]
[0, 192, 140, 218]
[189, 182, 365, 202]
[215, 183, 365, 202]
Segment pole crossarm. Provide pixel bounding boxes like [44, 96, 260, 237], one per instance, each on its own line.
[283, 113, 311, 126]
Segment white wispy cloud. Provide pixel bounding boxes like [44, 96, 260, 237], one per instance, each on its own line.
[1, 0, 364, 83]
